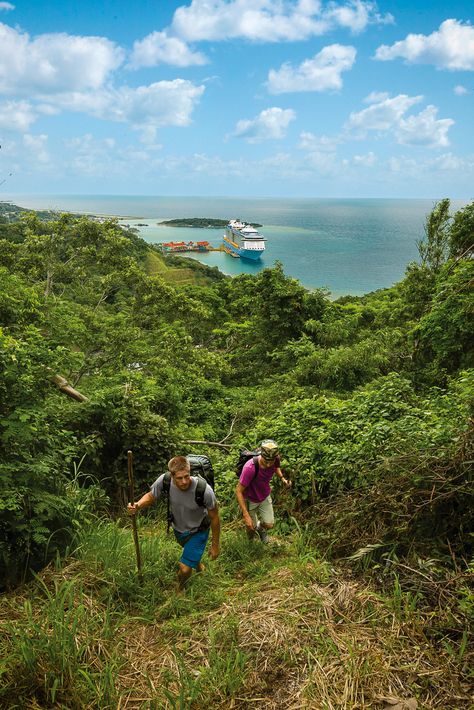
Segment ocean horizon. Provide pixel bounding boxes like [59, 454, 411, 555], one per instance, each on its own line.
[4, 194, 467, 298]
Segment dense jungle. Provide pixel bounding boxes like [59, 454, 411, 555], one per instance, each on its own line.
[0, 199, 473, 709]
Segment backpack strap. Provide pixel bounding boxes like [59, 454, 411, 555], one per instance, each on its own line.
[240, 456, 260, 488]
[162, 471, 171, 495]
[252, 456, 259, 483]
[194, 475, 207, 508]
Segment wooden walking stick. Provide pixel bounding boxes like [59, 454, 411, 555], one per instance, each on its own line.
[127, 450, 143, 581]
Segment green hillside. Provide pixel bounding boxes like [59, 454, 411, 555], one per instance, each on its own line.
[145, 248, 224, 286]
[0, 200, 472, 708]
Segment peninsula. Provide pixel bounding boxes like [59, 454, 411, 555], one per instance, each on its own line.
[0, 201, 60, 222]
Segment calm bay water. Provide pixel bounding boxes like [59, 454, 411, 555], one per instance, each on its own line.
[6, 195, 465, 298]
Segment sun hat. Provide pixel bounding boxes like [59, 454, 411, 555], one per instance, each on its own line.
[260, 439, 279, 460]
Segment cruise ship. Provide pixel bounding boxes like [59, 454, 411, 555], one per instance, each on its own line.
[222, 220, 266, 261]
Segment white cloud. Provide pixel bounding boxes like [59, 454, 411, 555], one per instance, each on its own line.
[129, 30, 208, 68]
[65, 134, 115, 152]
[36, 103, 61, 116]
[109, 81, 204, 128]
[0, 22, 206, 137]
[106, 81, 205, 135]
[298, 131, 341, 151]
[0, 21, 205, 137]
[352, 150, 376, 165]
[0, 2, 14, 11]
[396, 105, 454, 147]
[0, 100, 37, 131]
[388, 152, 474, 175]
[374, 19, 474, 71]
[64, 134, 121, 176]
[172, 0, 392, 43]
[363, 90, 389, 103]
[5, 80, 205, 137]
[297, 131, 340, 174]
[347, 93, 454, 148]
[431, 152, 465, 170]
[388, 156, 416, 174]
[324, 0, 393, 33]
[135, 125, 160, 145]
[233, 107, 296, 142]
[348, 93, 423, 132]
[454, 84, 468, 95]
[0, 22, 124, 95]
[23, 133, 49, 163]
[267, 44, 356, 93]
[305, 150, 338, 174]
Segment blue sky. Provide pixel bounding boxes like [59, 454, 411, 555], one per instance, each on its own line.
[0, 0, 473, 197]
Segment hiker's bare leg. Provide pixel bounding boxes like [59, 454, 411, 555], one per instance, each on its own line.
[177, 562, 193, 589]
[197, 562, 205, 572]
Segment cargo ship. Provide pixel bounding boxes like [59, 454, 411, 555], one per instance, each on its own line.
[222, 220, 266, 261]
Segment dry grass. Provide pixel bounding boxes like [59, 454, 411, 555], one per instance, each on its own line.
[109, 566, 472, 708]
[1, 530, 472, 709]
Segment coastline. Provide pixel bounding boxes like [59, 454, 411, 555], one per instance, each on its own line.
[3, 194, 439, 296]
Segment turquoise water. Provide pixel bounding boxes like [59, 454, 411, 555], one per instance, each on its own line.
[5, 195, 466, 297]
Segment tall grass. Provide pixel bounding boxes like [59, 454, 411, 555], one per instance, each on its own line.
[1, 509, 471, 709]
[75, 515, 179, 613]
[161, 626, 249, 709]
[1, 577, 121, 708]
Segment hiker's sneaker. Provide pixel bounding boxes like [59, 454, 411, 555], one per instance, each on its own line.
[256, 522, 269, 544]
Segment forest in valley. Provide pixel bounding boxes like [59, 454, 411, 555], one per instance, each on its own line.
[0, 199, 472, 709]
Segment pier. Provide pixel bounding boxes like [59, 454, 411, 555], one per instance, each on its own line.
[158, 241, 223, 255]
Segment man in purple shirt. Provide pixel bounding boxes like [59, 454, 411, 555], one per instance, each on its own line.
[235, 439, 291, 544]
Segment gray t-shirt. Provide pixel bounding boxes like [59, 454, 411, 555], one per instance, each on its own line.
[150, 474, 217, 533]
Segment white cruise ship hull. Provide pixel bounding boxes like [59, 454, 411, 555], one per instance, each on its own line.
[222, 221, 266, 261]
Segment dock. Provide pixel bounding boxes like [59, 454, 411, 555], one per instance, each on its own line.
[158, 241, 224, 255]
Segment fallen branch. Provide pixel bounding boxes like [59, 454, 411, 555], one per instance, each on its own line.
[53, 374, 89, 402]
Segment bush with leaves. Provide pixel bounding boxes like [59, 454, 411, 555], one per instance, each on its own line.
[236, 372, 473, 503]
[0, 327, 82, 589]
[413, 259, 474, 378]
[274, 328, 405, 391]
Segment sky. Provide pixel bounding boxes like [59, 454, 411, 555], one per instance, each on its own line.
[0, 0, 473, 198]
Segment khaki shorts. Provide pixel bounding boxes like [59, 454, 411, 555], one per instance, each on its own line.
[247, 495, 274, 526]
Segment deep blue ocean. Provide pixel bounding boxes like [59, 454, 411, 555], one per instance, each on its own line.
[5, 195, 466, 298]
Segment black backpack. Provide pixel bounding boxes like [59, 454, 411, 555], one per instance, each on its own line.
[235, 449, 260, 481]
[162, 454, 214, 531]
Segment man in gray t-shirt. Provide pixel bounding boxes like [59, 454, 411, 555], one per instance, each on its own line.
[128, 455, 220, 590]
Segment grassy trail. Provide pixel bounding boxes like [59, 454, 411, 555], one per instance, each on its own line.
[0, 518, 472, 709]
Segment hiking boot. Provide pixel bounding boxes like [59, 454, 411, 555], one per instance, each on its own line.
[256, 521, 269, 544]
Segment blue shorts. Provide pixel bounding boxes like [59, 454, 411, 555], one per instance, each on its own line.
[174, 528, 210, 569]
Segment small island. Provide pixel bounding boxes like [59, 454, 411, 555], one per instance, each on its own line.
[157, 217, 262, 228]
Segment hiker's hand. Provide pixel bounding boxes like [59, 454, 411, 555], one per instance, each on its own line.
[209, 543, 220, 560]
[244, 514, 255, 532]
[282, 477, 292, 489]
[127, 503, 139, 516]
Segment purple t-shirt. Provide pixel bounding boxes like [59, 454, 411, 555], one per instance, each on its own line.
[239, 456, 280, 503]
